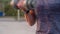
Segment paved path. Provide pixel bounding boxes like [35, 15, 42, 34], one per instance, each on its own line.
[0, 20, 36, 34]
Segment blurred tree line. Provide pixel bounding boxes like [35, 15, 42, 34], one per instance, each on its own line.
[0, 0, 24, 17]
[4, 4, 24, 17]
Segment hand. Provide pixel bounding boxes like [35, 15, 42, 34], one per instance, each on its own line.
[24, 9, 36, 26]
[10, 0, 15, 6]
[17, 0, 26, 9]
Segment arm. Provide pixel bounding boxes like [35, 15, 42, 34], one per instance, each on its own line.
[24, 9, 36, 26]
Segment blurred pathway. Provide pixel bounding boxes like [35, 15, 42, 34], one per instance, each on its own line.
[0, 19, 36, 34]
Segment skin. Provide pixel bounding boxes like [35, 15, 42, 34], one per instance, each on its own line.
[20, 7, 36, 26]
[24, 9, 36, 26]
[10, 0, 36, 26]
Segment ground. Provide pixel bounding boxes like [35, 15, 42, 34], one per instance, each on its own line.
[0, 17, 36, 34]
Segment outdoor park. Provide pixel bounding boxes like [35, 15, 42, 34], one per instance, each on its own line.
[0, 0, 36, 34]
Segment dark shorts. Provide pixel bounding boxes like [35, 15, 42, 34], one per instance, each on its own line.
[36, 5, 60, 34]
[36, 11, 60, 34]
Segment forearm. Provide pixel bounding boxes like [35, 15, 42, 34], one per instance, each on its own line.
[24, 10, 36, 26]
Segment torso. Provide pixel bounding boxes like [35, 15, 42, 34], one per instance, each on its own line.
[35, 0, 60, 34]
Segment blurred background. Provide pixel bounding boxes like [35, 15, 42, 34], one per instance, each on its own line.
[0, 0, 36, 34]
[0, 0, 24, 21]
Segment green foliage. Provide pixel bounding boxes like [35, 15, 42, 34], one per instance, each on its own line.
[5, 4, 16, 16]
[4, 4, 24, 17]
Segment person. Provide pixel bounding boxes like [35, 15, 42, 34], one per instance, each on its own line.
[10, 0, 60, 34]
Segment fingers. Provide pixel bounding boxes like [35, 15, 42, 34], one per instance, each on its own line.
[10, 0, 14, 6]
[17, 0, 25, 8]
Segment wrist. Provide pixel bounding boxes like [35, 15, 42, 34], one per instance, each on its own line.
[23, 10, 30, 14]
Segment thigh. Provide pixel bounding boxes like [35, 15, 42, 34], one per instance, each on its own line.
[48, 13, 60, 34]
